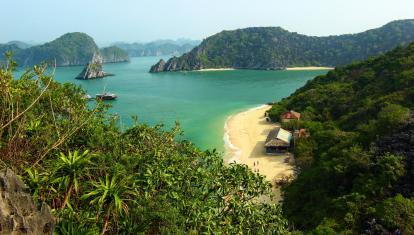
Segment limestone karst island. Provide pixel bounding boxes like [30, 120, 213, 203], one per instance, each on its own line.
[1, 1, 414, 234]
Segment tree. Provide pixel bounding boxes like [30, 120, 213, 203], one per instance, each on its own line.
[375, 194, 414, 234]
[82, 173, 135, 235]
[52, 150, 92, 209]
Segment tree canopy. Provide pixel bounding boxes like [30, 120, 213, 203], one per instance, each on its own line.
[268, 41, 414, 233]
[0, 54, 287, 234]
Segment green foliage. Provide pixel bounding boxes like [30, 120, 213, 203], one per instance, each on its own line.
[99, 46, 130, 63]
[13, 32, 99, 67]
[375, 194, 414, 234]
[275, 41, 414, 233]
[1, 33, 129, 67]
[0, 55, 288, 234]
[53, 150, 92, 209]
[267, 103, 286, 122]
[113, 40, 199, 57]
[152, 19, 414, 71]
[293, 137, 315, 170]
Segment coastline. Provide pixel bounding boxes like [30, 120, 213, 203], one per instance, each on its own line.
[195, 68, 235, 72]
[188, 67, 332, 72]
[286, 66, 333, 71]
[224, 105, 294, 202]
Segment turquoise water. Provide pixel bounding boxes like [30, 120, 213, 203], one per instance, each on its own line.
[17, 57, 328, 152]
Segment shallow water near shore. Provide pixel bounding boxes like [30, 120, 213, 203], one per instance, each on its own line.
[15, 57, 328, 152]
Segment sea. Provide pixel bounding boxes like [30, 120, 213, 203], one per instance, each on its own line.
[16, 57, 328, 153]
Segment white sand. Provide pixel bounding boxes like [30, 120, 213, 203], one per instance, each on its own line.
[224, 105, 294, 202]
[195, 68, 235, 72]
[286, 66, 333, 71]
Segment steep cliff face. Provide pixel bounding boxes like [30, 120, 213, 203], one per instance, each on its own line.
[150, 19, 414, 72]
[0, 169, 54, 235]
[76, 54, 113, 80]
[149, 59, 166, 72]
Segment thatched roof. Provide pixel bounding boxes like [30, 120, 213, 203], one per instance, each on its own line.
[265, 127, 292, 147]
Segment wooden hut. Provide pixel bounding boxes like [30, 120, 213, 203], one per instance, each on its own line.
[265, 127, 292, 154]
[280, 110, 301, 122]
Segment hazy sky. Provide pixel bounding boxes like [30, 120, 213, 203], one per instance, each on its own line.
[1, 0, 413, 45]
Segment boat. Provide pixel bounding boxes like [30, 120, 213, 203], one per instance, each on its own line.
[95, 92, 117, 100]
[83, 94, 93, 100]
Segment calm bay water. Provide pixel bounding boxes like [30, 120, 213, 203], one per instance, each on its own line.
[18, 57, 328, 152]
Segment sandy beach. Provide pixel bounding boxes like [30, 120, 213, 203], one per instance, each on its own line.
[196, 68, 235, 72]
[224, 105, 294, 202]
[286, 66, 333, 71]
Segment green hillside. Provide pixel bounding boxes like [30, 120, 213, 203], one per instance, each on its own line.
[1, 33, 129, 67]
[150, 19, 414, 72]
[14, 32, 99, 66]
[113, 39, 199, 57]
[267, 41, 414, 233]
[99, 46, 130, 63]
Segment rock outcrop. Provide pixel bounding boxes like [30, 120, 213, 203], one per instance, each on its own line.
[149, 59, 166, 73]
[76, 53, 114, 80]
[149, 53, 204, 73]
[0, 169, 54, 234]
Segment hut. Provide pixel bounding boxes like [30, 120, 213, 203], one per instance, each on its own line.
[280, 110, 301, 122]
[293, 128, 310, 139]
[265, 127, 292, 154]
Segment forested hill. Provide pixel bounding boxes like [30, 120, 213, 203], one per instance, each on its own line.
[150, 19, 414, 72]
[1, 33, 129, 67]
[267, 41, 414, 233]
[99, 46, 130, 63]
[113, 39, 200, 57]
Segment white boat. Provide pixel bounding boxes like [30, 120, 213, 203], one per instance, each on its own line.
[95, 92, 117, 100]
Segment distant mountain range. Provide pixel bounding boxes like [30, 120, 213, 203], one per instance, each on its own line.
[150, 19, 414, 72]
[0, 33, 130, 67]
[4, 41, 34, 49]
[112, 39, 200, 57]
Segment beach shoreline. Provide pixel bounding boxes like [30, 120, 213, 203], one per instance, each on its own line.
[286, 66, 333, 71]
[195, 68, 235, 72]
[224, 105, 294, 202]
[192, 67, 332, 72]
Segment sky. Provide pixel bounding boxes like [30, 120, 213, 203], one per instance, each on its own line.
[1, 0, 413, 46]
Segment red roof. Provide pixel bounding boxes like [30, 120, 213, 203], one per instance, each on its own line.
[280, 110, 301, 120]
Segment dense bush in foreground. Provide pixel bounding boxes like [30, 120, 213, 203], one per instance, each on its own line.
[0, 54, 287, 234]
[268, 42, 414, 233]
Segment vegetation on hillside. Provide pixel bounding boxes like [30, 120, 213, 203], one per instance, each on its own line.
[13, 32, 99, 67]
[99, 46, 130, 63]
[113, 39, 199, 57]
[1, 33, 129, 67]
[150, 19, 414, 72]
[268, 41, 414, 233]
[0, 54, 287, 234]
